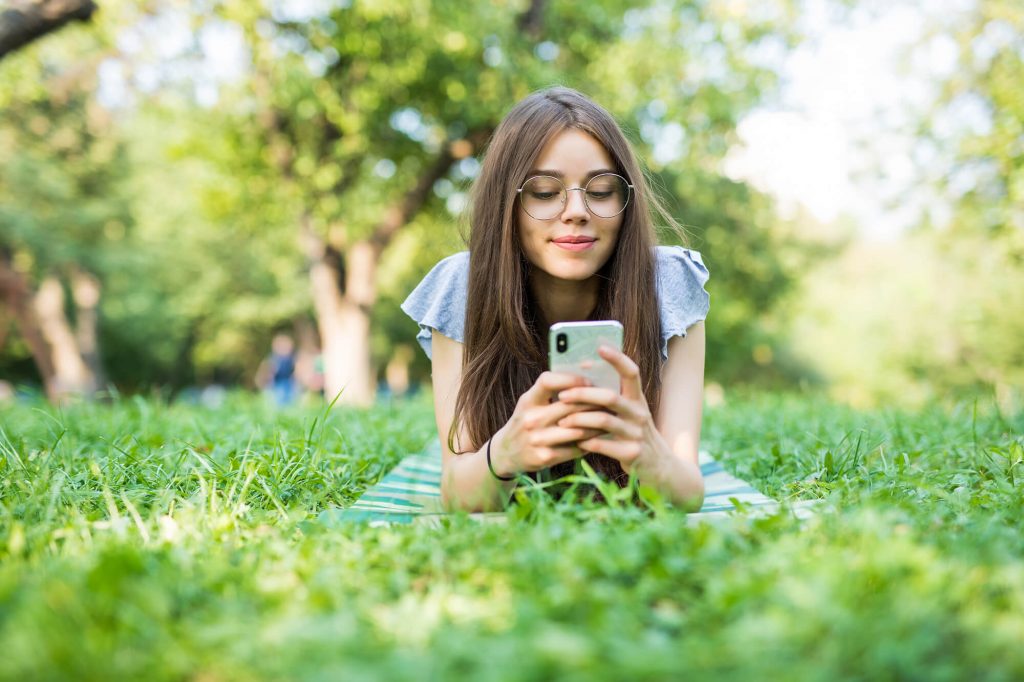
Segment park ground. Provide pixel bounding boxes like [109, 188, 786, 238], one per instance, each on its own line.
[1, 390, 1022, 680]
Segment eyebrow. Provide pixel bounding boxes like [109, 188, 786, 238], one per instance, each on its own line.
[527, 168, 617, 179]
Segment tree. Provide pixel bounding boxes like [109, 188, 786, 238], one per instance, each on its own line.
[0, 76, 130, 398]
[925, 0, 1023, 240]
[0, 0, 96, 60]
[2, 0, 813, 398]
[918, 0, 1024, 403]
[194, 0, 803, 405]
[0, 0, 131, 400]
[785, 0, 1024, 408]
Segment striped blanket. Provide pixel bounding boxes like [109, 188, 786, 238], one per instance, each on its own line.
[319, 442, 813, 527]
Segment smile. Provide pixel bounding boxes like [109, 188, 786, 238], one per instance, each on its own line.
[552, 237, 596, 252]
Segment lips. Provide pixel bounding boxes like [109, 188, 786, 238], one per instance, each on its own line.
[551, 236, 597, 252]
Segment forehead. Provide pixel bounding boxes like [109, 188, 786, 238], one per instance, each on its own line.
[532, 129, 614, 174]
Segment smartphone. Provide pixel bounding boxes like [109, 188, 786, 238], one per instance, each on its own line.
[548, 320, 624, 392]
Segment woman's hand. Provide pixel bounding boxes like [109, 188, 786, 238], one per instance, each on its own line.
[554, 346, 673, 474]
[490, 371, 606, 477]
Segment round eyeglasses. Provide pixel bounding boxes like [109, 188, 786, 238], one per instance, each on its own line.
[516, 173, 634, 220]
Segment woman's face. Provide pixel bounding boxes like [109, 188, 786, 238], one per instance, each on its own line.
[517, 128, 624, 282]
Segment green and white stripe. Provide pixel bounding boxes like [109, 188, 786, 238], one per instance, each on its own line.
[319, 441, 814, 527]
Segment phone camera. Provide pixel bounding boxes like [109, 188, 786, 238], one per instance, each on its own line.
[556, 333, 568, 353]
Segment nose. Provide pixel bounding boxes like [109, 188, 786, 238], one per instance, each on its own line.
[561, 187, 589, 222]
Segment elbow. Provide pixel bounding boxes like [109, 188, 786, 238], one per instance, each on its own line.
[439, 464, 465, 512]
[678, 464, 705, 514]
[440, 493, 490, 514]
[439, 480, 462, 512]
[440, 478, 492, 513]
[440, 488, 465, 513]
[639, 462, 704, 513]
[682, 488, 705, 514]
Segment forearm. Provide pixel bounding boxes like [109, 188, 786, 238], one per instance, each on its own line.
[632, 453, 704, 513]
[440, 429, 517, 512]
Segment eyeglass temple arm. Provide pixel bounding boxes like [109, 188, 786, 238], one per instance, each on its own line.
[517, 184, 636, 193]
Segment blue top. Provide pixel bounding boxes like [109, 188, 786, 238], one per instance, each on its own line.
[400, 245, 710, 362]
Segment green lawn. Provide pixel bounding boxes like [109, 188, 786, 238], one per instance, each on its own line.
[1, 391, 1022, 680]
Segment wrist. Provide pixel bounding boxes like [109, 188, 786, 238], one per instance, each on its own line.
[630, 432, 669, 476]
[486, 432, 517, 482]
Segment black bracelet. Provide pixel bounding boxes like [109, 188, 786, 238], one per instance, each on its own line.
[487, 438, 516, 481]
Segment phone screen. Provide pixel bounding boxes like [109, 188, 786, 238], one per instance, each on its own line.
[548, 320, 624, 392]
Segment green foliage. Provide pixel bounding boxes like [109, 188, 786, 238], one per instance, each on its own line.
[926, 0, 1024, 402]
[0, 19, 138, 385]
[0, 0, 813, 392]
[110, 104, 313, 386]
[0, 94, 131, 276]
[657, 171, 834, 385]
[191, 0, 807, 385]
[0, 392, 1022, 679]
[932, 0, 1024, 237]
[787, 232, 1024, 408]
[784, 0, 1024, 408]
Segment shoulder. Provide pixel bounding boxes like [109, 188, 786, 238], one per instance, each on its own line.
[402, 251, 470, 310]
[400, 251, 470, 360]
[655, 245, 709, 285]
[417, 251, 470, 287]
[654, 245, 711, 360]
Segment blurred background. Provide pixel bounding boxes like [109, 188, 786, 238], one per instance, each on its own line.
[0, 0, 1020, 411]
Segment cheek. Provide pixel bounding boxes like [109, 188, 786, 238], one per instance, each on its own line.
[602, 218, 623, 245]
[517, 214, 544, 246]
[516, 216, 543, 265]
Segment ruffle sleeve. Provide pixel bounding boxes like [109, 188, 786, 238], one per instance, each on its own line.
[655, 245, 710, 361]
[399, 251, 470, 361]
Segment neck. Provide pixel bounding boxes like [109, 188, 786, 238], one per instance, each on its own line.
[528, 267, 600, 325]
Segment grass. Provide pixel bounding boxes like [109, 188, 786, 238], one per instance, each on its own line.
[0, 389, 1022, 680]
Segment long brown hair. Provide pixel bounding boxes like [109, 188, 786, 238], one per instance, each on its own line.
[451, 86, 676, 487]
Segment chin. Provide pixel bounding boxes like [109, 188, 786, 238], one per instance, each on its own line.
[544, 260, 597, 281]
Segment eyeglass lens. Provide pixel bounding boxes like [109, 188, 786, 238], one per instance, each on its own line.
[520, 174, 630, 219]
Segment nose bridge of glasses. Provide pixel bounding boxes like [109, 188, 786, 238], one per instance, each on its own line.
[563, 185, 588, 211]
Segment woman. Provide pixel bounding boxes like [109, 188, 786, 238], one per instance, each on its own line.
[402, 87, 709, 513]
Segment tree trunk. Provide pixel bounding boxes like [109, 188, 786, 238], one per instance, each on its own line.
[385, 344, 413, 397]
[303, 220, 377, 406]
[0, 0, 97, 60]
[70, 266, 105, 390]
[0, 307, 9, 351]
[34, 275, 95, 398]
[0, 251, 58, 399]
[292, 315, 322, 394]
[296, 133, 491, 409]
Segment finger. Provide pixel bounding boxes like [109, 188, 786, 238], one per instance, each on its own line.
[528, 426, 606, 447]
[556, 411, 643, 440]
[556, 387, 648, 421]
[578, 436, 643, 463]
[597, 345, 645, 402]
[535, 399, 605, 425]
[524, 371, 591, 406]
[522, 400, 602, 433]
[532, 444, 584, 469]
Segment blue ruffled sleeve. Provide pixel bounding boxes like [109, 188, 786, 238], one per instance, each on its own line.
[655, 245, 710, 361]
[399, 251, 470, 361]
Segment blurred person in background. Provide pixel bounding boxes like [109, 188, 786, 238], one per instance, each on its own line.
[256, 333, 298, 406]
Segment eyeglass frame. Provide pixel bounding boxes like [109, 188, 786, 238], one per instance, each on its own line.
[515, 172, 635, 220]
